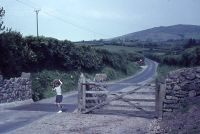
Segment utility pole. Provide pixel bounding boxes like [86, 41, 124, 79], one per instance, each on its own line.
[35, 10, 40, 38]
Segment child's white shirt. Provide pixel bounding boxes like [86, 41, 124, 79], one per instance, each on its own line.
[53, 80, 63, 95]
[54, 85, 62, 95]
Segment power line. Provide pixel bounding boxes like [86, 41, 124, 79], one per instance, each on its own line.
[15, 0, 37, 10]
[42, 10, 107, 37]
[15, 0, 109, 38]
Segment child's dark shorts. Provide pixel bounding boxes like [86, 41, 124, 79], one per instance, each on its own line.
[56, 95, 63, 103]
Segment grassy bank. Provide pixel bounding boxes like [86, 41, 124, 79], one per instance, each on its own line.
[156, 64, 182, 81]
[93, 45, 147, 54]
[31, 63, 140, 101]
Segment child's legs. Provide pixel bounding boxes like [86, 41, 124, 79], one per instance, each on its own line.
[56, 103, 62, 110]
[55, 95, 63, 111]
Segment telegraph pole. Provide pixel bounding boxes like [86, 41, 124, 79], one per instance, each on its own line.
[35, 10, 40, 38]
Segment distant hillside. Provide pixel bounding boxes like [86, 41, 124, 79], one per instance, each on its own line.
[112, 24, 200, 42]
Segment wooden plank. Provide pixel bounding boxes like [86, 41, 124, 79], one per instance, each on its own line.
[111, 92, 155, 95]
[82, 82, 142, 86]
[133, 92, 155, 95]
[121, 98, 156, 102]
[86, 91, 108, 94]
[108, 104, 155, 109]
[86, 97, 99, 100]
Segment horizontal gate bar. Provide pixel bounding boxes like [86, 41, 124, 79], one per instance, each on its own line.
[108, 104, 155, 109]
[121, 98, 155, 102]
[86, 97, 99, 100]
[111, 92, 155, 95]
[86, 91, 108, 94]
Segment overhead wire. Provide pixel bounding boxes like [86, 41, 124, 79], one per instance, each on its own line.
[15, 0, 109, 38]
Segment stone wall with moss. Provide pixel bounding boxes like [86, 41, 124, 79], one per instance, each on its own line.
[160, 67, 200, 117]
[0, 73, 32, 103]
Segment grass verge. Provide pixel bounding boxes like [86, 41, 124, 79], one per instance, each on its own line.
[31, 62, 141, 101]
[156, 64, 182, 81]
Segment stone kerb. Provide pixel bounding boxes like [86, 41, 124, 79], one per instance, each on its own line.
[161, 67, 200, 117]
[0, 72, 32, 104]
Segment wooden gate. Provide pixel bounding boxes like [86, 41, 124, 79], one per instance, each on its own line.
[77, 75, 164, 119]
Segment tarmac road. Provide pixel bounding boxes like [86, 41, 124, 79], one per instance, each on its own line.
[108, 58, 158, 91]
[0, 58, 157, 134]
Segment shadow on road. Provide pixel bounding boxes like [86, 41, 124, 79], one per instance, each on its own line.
[7, 103, 77, 113]
[93, 109, 156, 119]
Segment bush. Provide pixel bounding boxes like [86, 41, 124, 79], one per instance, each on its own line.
[146, 46, 200, 67]
[31, 70, 79, 101]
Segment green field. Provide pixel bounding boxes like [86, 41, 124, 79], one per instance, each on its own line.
[92, 45, 147, 54]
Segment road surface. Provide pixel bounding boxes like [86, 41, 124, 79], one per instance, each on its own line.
[0, 58, 157, 134]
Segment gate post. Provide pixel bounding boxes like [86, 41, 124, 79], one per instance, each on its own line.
[78, 73, 86, 113]
[156, 80, 166, 119]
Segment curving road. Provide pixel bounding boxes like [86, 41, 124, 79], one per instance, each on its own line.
[0, 58, 157, 134]
[108, 58, 158, 91]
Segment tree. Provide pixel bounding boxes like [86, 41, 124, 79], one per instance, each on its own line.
[184, 38, 196, 49]
[0, 7, 5, 31]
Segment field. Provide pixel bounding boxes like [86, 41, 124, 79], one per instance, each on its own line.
[92, 45, 147, 54]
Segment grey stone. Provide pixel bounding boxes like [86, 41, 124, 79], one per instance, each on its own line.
[165, 90, 173, 95]
[166, 78, 173, 83]
[182, 83, 196, 91]
[166, 85, 172, 90]
[164, 99, 178, 104]
[173, 85, 181, 91]
[169, 73, 179, 79]
[179, 76, 186, 82]
[174, 93, 187, 98]
[0, 75, 32, 104]
[21, 72, 31, 79]
[165, 95, 173, 100]
[163, 104, 179, 109]
[196, 73, 200, 78]
[165, 95, 178, 100]
[175, 90, 188, 95]
[185, 73, 196, 80]
[196, 68, 200, 73]
[189, 90, 196, 97]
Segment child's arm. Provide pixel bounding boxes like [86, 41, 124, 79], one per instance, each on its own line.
[59, 79, 63, 85]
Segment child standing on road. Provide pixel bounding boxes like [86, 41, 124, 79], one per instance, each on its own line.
[52, 79, 63, 113]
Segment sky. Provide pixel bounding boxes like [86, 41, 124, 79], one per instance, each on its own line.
[1, 0, 200, 41]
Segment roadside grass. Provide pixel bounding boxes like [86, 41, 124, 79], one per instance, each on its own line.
[31, 62, 141, 101]
[102, 62, 141, 80]
[93, 45, 147, 54]
[156, 64, 182, 81]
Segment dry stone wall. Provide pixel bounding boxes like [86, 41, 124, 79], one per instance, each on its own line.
[0, 73, 32, 103]
[161, 67, 200, 117]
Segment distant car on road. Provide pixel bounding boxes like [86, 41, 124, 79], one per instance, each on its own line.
[137, 59, 145, 66]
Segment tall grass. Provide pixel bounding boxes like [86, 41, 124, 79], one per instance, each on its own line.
[156, 64, 182, 81]
[102, 63, 141, 80]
